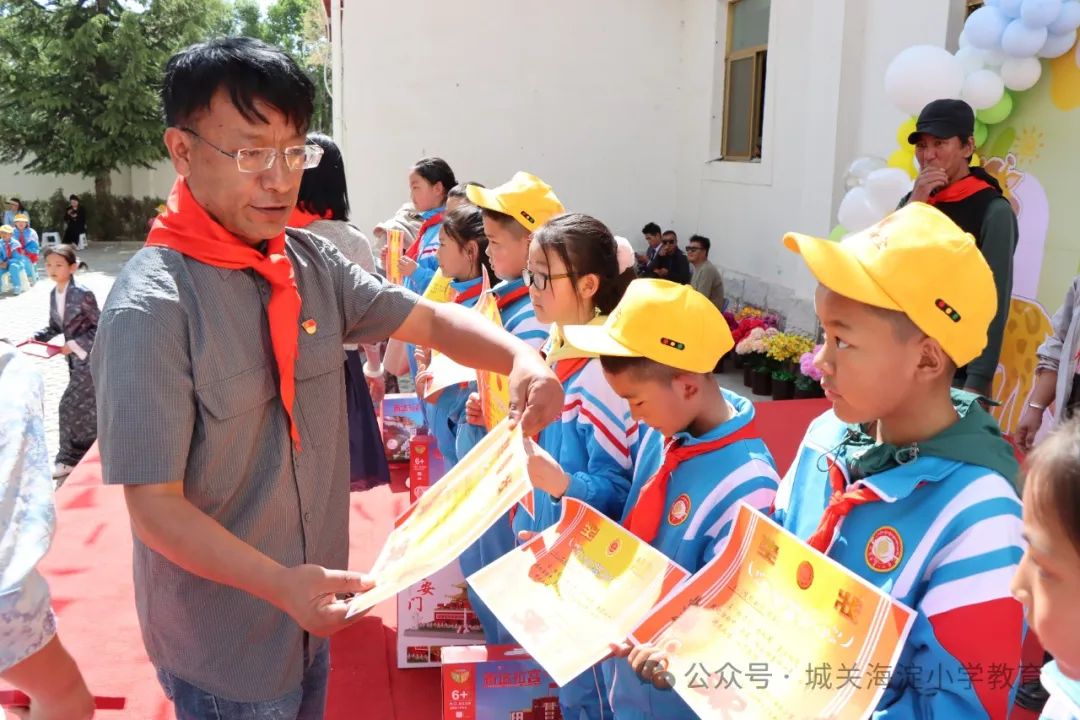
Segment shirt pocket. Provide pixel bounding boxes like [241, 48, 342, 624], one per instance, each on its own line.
[295, 336, 346, 449]
[197, 363, 277, 420]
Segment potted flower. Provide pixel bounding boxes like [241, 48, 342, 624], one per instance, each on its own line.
[765, 332, 815, 400]
[795, 345, 825, 399]
[745, 327, 779, 396]
[734, 330, 762, 387]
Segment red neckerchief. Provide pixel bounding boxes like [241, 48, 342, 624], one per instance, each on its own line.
[146, 178, 304, 448]
[496, 284, 531, 310]
[287, 207, 331, 228]
[623, 422, 762, 544]
[404, 211, 444, 261]
[804, 460, 882, 553]
[452, 281, 483, 305]
[927, 174, 994, 206]
[553, 357, 590, 384]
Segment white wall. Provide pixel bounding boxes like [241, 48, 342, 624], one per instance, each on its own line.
[339, 0, 960, 308]
[340, 0, 686, 249]
[0, 159, 176, 203]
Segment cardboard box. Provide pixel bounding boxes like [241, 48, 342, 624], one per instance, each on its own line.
[442, 645, 563, 720]
[381, 393, 425, 464]
[396, 561, 485, 669]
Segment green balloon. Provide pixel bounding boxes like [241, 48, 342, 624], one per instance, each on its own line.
[828, 224, 847, 242]
[976, 91, 1013, 126]
[974, 120, 987, 148]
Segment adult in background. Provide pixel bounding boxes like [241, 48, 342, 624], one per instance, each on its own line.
[290, 132, 389, 491]
[899, 98, 1017, 398]
[91, 37, 562, 720]
[687, 234, 725, 312]
[1015, 275, 1080, 452]
[646, 229, 691, 285]
[4, 197, 28, 227]
[61, 195, 86, 248]
[635, 222, 662, 276]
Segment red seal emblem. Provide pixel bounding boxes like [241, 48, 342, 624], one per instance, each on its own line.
[668, 494, 692, 526]
[797, 560, 814, 590]
[866, 526, 904, 572]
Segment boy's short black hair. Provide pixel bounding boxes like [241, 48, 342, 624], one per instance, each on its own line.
[448, 181, 484, 200]
[482, 208, 530, 237]
[44, 245, 78, 265]
[599, 355, 688, 383]
[641, 222, 661, 236]
[161, 37, 314, 133]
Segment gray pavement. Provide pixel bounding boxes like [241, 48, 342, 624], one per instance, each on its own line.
[1, 241, 141, 473]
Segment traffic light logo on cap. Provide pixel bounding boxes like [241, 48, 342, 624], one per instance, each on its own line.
[660, 337, 685, 351]
[935, 298, 961, 323]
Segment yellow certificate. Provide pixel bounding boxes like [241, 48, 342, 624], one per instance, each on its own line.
[474, 282, 511, 430]
[346, 419, 530, 618]
[630, 504, 916, 720]
[467, 498, 689, 686]
[386, 228, 404, 285]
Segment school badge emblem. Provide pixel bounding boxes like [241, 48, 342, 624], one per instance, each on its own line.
[668, 494, 692, 526]
[866, 526, 903, 572]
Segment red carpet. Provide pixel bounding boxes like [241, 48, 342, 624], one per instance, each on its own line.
[0, 399, 1041, 719]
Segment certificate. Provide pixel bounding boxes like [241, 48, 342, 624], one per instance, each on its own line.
[630, 504, 915, 720]
[386, 228, 404, 285]
[468, 498, 689, 686]
[346, 419, 530, 618]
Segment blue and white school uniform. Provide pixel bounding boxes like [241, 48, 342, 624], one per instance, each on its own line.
[605, 389, 779, 719]
[1041, 661, 1080, 720]
[773, 408, 1025, 719]
[427, 276, 483, 467]
[456, 277, 549, 645]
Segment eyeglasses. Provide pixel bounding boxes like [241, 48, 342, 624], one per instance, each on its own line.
[661, 239, 677, 245]
[522, 267, 571, 291]
[180, 127, 324, 173]
[687, 246, 704, 252]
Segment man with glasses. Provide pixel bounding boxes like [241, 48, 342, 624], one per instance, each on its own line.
[687, 234, 725, 313]
[90, 37, 562, 720]
[645, 229, 691, 285]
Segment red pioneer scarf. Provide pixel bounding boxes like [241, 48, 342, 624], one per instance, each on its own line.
[927, 174, 994, 206]
[404, 211, 444, 261]
[623, 422, 762, 544]
[287, 206, 331, 228]
[804, 461, 882, 553]
[146, 178, 304, 448]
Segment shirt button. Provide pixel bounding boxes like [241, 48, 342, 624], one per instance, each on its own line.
[303, 512, 312, 523]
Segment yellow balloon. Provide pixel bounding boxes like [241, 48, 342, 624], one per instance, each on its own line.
[888, 147, 917, 179]
[896, 117, 917, 147]
[972, 152, 981, 166]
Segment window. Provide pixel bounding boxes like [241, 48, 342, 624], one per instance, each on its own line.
[721, 0, 769, 162]
[966, 0, 984, 16]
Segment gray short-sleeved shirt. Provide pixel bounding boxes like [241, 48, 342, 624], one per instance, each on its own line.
[90, 229, 418, 700]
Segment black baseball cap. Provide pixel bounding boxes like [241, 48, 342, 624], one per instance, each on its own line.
[907, 99, 975, 144]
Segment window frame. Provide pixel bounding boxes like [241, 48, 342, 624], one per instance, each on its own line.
[720, 0, 769, 162]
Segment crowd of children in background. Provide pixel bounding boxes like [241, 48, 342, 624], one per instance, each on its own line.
[363, 155, 1080, 719]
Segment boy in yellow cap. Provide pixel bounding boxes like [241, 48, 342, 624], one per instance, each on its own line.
[563, 278, 780, 719]
[767, 203, 1022, 717]
[456, 171, 566, 644]
[0, 223, 30, 294]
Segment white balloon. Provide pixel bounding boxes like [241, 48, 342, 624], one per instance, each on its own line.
[1002, 18, 1049, 55]
[845, 156, 888, 190]
[1049, 0, 1080, 33]
[1039, 28, 1079, 55]
[884, 45, 966, 116]
[1002, 0, 1025, 16]
[837, 187, 885, 233]
[965, 5, 1011, 49]
[956, 46, 987, 73]
[958, 30, 973, 48]
[962, 69, 1007, 108]
[983, 48, 1007, 66]
[864, 168, 914, 214]
[1021, 0, 1062, 27]
[1000, 55, 1044, 88]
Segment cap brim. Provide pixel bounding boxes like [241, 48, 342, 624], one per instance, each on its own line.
[908, 123, 970, 145]
[783, 233, 902, 311]
[562, 324, 641, 360]
[465, 184, 506, 214]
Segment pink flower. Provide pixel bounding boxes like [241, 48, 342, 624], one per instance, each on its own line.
[799, 346, 823, 381]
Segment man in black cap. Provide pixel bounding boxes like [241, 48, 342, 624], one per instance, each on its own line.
[899, 98, 1018, 398]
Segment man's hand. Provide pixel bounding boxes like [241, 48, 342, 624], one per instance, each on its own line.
[366, 374, 385, 406]
[273, 564, 374, 637]
[1015, 405, 1046, 452]
[629, 643, 675, 690]
[654, 268, 669, 277]
[909, 165, 949, 203]
[508, 353, 563, 437]
[398, 255, 419, 278]
[523, 437, 570, 499]
[60, 345, 72, 356]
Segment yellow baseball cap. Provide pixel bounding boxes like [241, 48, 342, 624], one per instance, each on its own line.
[466, 171, 565, 232]
[562, 279, 733, 374]
[783, 202, 995, 367]
[13, 213, 28, 223]
[0, 225, 12, 234]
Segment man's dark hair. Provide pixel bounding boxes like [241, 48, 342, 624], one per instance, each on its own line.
[161, 37, 315, 133]
[297, 133, 348, 221]
[662, 230, 677, 242]
[642, 222, 661, 236]
[412, 157, 457, 203]
[69, 194, 79, 202]
[689, 234, 711, 254]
